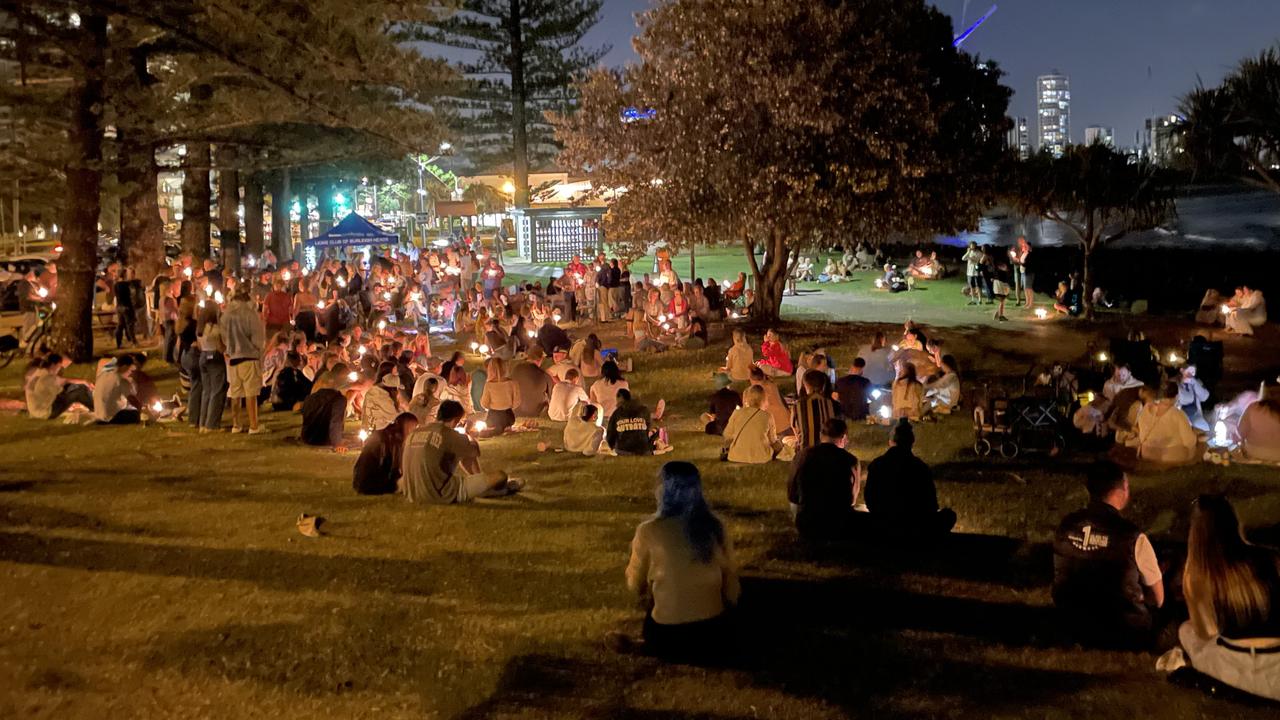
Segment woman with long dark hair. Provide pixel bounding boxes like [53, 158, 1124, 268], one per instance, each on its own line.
[624, 462, 739, 658]
[1178, 495, 1280, 700]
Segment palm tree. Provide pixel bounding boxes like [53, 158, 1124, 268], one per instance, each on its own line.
[1180, 46, 1280, 194]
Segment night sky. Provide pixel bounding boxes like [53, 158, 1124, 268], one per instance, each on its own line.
[584, 0, 1280, 148]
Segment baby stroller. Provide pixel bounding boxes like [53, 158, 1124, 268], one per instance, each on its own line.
[973, 393, 1067, 459]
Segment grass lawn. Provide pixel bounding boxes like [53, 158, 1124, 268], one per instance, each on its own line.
[1, 307, 1279, 718]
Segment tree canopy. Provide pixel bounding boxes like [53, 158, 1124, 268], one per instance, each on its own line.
[414, 0, 608, 205]
[1011, 144, 1175, 318]
[555, 0, 1011, 321]
[1180, 45, 1280, 194]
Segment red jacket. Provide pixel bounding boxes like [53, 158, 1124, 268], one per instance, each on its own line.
[760, 341, 793, 373]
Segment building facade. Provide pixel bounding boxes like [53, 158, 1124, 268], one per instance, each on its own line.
[1143, 114, 1184, 166]
[1006, 116, 1031, 159]
[1036, 72, 1071, 157]
[1084, 126, 1115, 148]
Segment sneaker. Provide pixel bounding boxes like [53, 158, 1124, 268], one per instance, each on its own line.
[231, 426, 244, 434]
[247, 426, 268, 435]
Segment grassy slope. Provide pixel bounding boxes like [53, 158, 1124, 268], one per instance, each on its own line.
[2, 262, 1279, 718]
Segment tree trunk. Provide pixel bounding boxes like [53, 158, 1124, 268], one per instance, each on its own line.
[271, 169, 291, 261]
[317, 182, 335, 233]
[508, 0, 529, 208]
[1081, 244, 1096, 321]
[180, 142, 211, 258]
[244, 173, 264, 259]
[298, 190, 311, 243]
[118, 132, 165, 285]
[49, 15, 108, 362]
[743, 228, 790, 323]
[216, 145, 240, 275]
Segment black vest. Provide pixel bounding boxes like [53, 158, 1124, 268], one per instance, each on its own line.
[1052, 502, 1145, 620]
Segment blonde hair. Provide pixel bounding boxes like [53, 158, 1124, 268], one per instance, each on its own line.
[486, 357, 507, 381]
[742, 384, 767, 409]
[1186, 495, 1279, 636]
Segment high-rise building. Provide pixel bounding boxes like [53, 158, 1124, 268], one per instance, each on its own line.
[1005, 116, 1031, 159]
[1084, 126, 1115, 148]
[1143, 114, 1184, 166]
[1036, 71, 1070, 157]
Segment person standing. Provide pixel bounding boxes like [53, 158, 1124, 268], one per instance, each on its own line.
[222, 287, 267, 434]
[962, 241, 984, 306]
[113, 267, 139, 348]
[1012, 236, 1034, 309]
[1052, 462, 1165, 649]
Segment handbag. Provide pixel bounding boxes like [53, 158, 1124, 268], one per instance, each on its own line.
[721, 409, 762, 461]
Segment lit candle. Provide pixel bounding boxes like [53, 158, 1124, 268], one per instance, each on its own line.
[472, 420, 488, 433]
[1220, 304, 1230, 315]
[478, 344, 490, 354]
[878, 405, 891, 419]
[204, 283, 213, 296]
[151, 401, 164, 413]
[1168, 352, 1180, 364]
[382, 291, 391, 301]
[358, 429, 370, 442]
[378, 320, 387, 331]
[1096, 352, 1108, 363]
[36, 287, 48, 298]
[183, 267, 193, 278]
[214, 290, 224, 304]
[282, 270, 291, 281]
[316, 300, 326, 310]
[469, 341, 479, 351]
[358, 345, 367, 355]
[347, 371, 358, 382]
[1035, 307, 1048, 319]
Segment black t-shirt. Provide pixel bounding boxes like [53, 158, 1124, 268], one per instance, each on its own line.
[788, 443, 857, 512]
[706, 387, 742, 435]
[606, 399, 653, 455]
[301, 389, 346, 446]
[272, 367, 313, 409]
[352, 428, 403, 495]
[834, 374, 871, 421]
[537, 324, 572, 356]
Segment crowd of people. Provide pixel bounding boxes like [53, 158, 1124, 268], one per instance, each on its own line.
[10, 238, 1279, 702]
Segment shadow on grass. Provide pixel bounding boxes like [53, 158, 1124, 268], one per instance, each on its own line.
[0, 531, 616, 607]
[452, 573, 1097, 719]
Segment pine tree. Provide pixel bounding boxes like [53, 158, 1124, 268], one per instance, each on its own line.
[416, 0, 608, 206]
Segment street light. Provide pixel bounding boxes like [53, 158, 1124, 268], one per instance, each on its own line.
[502, 180, 516, 195]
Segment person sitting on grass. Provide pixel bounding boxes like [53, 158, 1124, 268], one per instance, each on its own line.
[721, 384, 782, 464]
[1176, 494, 1280, 702]
[792, 369, 837, 449]
[300, 363, 367, 452]
[861, 419, 956, 538]
[788, 418, 861, 541]
[1223, 285, 1267, 337]
[757, 329, 793, 378]
[549, 367, 590, 422]
[402, 400, 519, 504]
[1052, 462, 1165, 650]
[722, 329, 755, 383]
[833, 357, 871, 422]
[856, 331, 896, 387]
[564, 403, 604, 456]
[923, 355, 962, 414]
[269, 351, 312, 412]
[25, 353, 94, 420]
[352, 412, 419, 495]
[1133, 381, 1199, 466]
[478, 357, 521, 437]
[363, 363, 404, 432]
[92, 354, 141, 425]
[749, 366, 794, 439]
[703, 372, 743, 436]
[606, 389, 658, 456]
[622, 461, 740, 660]
[891, 362, 924, 421]
[1237, 397, 1280, 464]
[589, 360, 630, 421]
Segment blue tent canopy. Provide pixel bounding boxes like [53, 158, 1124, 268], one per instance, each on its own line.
[306, 212, 398, 249]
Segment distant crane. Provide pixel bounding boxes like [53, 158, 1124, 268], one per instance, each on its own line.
[953, 4, 998, 48]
